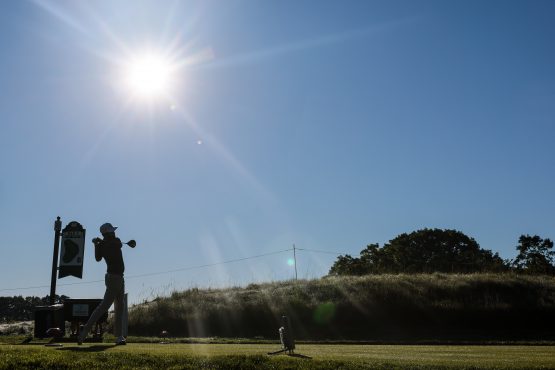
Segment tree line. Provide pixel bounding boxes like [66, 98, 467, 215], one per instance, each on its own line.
[0, 294, 68, 323]
[329, 228, 555, 276]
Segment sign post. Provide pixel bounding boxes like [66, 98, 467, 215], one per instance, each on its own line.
[49, 217, 62, 305]
[58, 221, 86, 279]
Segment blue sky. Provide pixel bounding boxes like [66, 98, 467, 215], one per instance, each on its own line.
[1, 0, 554, 303]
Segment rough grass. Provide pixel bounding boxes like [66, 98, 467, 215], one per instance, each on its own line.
[127, 273, 555, 340]
[1, 342, 554, 369]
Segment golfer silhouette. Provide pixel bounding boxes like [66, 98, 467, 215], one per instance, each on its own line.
[78, 223, 135, 345]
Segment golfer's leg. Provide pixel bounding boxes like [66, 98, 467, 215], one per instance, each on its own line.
[79, 277, 116, 341]
[113, 278, 124, 338]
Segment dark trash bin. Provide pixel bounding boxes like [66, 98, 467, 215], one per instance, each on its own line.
[34, 304, 65, 339]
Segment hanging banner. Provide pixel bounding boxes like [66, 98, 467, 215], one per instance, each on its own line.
[58, 221, 86, 279]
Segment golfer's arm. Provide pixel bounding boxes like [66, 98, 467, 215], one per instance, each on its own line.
[94, 245, 102, 261]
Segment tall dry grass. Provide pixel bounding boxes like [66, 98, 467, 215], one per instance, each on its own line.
[127, 273, 555, 340]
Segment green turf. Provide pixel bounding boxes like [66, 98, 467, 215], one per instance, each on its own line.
[1, 342, 554, 369]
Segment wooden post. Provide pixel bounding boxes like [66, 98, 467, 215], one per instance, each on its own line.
[293, 244, 298, 281]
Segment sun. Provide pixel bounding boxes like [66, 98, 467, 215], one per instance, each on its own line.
[116, 45, 214, 106]
[123, 53, 174, 100]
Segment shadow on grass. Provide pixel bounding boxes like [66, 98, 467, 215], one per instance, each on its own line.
[56, 345, 115, 352]
[289, 353, 312, 359]
[19, 337, 33, 345]
[268, 350, 312, 360]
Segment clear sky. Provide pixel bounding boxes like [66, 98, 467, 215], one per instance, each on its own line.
[1, 0, 554, 303]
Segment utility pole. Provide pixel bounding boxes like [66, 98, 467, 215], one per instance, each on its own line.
[49, 217, 62, 305]
[293, 244, 298, 281]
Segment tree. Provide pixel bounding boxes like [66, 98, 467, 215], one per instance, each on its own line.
[0, 294, 69, 323]
[328, 254, 367, 276]
[513, 235, 555, 275]
[329, 228, 508, 276]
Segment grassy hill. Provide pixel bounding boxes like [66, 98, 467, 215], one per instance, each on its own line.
[127, 273, 555, 341]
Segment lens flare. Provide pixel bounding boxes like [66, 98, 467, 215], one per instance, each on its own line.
[313, 302, 336, 325]
[287, 258, 295, 266]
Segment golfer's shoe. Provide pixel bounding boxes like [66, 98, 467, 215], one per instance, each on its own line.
[115, 336, 127, 345]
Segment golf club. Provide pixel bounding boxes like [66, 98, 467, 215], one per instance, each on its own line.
[92, 238, 136, 248]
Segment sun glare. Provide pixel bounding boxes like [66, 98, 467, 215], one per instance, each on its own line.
[124, 53, 174, 99]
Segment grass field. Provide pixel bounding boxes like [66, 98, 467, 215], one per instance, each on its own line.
[1, 341, 554, 369]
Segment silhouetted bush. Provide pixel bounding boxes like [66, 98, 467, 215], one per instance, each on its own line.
[329, 229, 508, 275]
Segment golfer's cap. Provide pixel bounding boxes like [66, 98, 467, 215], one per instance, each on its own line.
[100, 223, 118, 234]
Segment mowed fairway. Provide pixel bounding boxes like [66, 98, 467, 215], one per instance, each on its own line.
[1, 342, 554, 369]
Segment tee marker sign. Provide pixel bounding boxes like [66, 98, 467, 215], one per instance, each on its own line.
[58, 221, 86, 279]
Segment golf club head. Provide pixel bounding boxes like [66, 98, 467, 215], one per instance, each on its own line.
[126, 240, 136, 248]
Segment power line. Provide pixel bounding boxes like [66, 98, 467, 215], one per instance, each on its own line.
[296, 247, 346, 256]
[0, 248, 293, 293]
[125, 248, 293, 280]
[0, 279, 104, 293]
